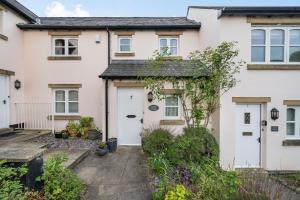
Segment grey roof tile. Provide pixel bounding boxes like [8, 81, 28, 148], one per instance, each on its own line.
[99, 60, 208, 79]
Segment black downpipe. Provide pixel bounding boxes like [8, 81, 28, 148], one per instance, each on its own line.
[105, 28, 111, 142]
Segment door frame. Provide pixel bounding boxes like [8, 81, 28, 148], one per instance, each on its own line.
[117, 87, 144, 146]
[235, 103, 262, 168]
[0, 75, 10, 129]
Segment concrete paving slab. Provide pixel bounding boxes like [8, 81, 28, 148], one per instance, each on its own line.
[74, 146, 152, 200]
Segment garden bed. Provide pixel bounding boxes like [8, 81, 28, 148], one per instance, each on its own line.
[27, 134, 102, 153]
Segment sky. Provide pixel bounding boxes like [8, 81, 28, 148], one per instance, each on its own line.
[18, 0, 300, 17]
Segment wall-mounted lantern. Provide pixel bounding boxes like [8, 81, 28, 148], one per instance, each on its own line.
[147, 92, 154, 103]
[14, 80, 21, 90]
[271, 108, 279, 120]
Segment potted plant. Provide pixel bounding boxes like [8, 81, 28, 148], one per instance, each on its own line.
[96, 142, 108, 156]
[79, 116, 101, 140]
[54, 131, 62, 138]
[66, 121, 80, 137]
[62, 130, 69, 139]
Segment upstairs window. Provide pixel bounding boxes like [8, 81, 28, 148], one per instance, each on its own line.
[165, 95, 179, 119]
[55, 89, 79, 115]
[251, 27, 300, 64]
[118, 36, 132, 53]
[159, 37, 178, 56]
[53, 38, 78, 56]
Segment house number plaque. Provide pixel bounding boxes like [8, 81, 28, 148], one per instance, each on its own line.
[148, 105, 159, 111]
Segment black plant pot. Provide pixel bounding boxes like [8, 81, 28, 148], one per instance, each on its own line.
[96, 148, 108, 156]
[88, 129, 101, 140]
[107, 138, 117, 153]
[54, 132, 62, 138]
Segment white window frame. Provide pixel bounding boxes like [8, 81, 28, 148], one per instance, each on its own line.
[118, 36, 132, 53]
[159, 37, 179, 56]
[251, 26, 300, 65]
[52, 37, 79, 56]
[53, 89, 79, 115]
[164, 95, 180, 119]
[286, 106, 300, 139]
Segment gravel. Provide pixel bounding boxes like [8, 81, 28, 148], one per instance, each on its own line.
[27, 133, 102, 153]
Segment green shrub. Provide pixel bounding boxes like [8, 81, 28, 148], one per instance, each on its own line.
[79, 116, 94, 128]
[143, 128, 173, 155]
[166, 127, 219, 166]
[0, 161, 27, 200]
[42, 154, 84, 200]
[152, 178, 169, 200]
[165, 184, 191, 200]
[148, 153, 172, 177]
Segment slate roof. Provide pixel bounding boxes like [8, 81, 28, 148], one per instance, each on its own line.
[0, 0, 37, 22]
[99, 60, 208, 79]
[17, 17, 201, 30]
[188, 6, 300, 18]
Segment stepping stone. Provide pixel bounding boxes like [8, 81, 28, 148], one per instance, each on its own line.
[43, 148, 90, 169]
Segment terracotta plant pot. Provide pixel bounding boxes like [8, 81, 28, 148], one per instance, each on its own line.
[96, 148, 108, 156]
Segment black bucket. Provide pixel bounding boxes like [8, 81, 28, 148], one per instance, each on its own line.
[107, 138, 117, 152]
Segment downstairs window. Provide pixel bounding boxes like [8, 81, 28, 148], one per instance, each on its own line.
[54, 89, 79, 115]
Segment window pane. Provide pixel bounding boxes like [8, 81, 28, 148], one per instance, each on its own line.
[69, 90, 78, 101]
[289, 47, 300, 62]
[166, 107, 178, 117]
[170, 39, 177, 46]
[251, 46, 265, 62]
[290, 29, 300, 45]
[120, 45, 130, 52]
[170, 47, 177, 55]
[251, 30, 265, 45]
[160, 39, 167, 47]
[287, 108, 295, 121]
[271, 29, 284, 45]
[55, 91, 65, 101]
[120, 38, 130, 45]
[56, 102, 65, 113]
[166, 96, 178, 106]
[55, 39, 65, 46]
[68, 47, 78, 55]
[55, 47, 65, 55]
[244, 113, 251, 124]
[270, 46, 284, 62]
[287, 123, 295, 136]
[69, 102, 78, 113]
[68, 39, 78, 47]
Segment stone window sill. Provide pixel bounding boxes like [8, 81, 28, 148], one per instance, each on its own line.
[115, 52, 135, 57]
[160, 120, 185, 126]
[0, 34, 8, 41]
[247, 64, 300, 70]
[48, 115, 81, 120]
[48, 56, 81, 60]
[282, 139, 300, 146]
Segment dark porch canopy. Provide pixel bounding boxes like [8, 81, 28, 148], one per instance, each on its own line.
[99, 60, 209, 80]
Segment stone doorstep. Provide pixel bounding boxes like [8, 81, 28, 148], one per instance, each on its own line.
[43, 148, 90, 169]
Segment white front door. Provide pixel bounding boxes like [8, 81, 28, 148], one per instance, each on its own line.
[0, 75, 9, 129]
[117, 88, 144, 145]
[235, 104, 261, 168]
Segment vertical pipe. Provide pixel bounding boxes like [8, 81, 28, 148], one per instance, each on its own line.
[104, 28, 111, 142]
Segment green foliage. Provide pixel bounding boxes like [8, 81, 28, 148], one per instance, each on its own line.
[148, 153, 171, 177]
[166, 127, 219, 166]
[98, 142, 107, 149]
[165, 184, 191, 200]
[0, 161, 27, 200]
[66, 121, 81, 137]
[152, 178, 169, 200]
[42, 154, 84, 200]
[79, 116, 94, 128]
[143, 42, 243, 127]
[143, 128, 173, 156]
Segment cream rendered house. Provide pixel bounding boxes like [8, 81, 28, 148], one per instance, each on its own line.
[1, 0, 300, 171]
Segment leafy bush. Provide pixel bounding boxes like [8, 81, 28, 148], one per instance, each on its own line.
[0, 161, 27, 200]
[166, 127, 219, 166]
[148, 153, 172, 177]
[165, 184, 191, 200]
[42, 154, 84, 200]
[66, 121, 81, 137]
[173, 166, 192, 186]
[143, 128, 173, 155]
[79, 116, 94, 128]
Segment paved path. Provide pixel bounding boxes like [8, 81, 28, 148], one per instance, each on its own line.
[74, 146, 152, 200]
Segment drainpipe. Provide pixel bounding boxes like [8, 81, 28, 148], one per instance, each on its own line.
[105, 28, 111, 142]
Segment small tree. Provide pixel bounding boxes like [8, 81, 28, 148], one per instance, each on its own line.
[142, 42, 244, 127]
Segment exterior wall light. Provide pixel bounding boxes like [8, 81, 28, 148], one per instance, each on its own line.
[147, 92, 154, 103]
[270, 108, 279, 120]
[14, 80, 21, 90]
